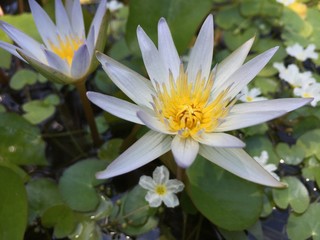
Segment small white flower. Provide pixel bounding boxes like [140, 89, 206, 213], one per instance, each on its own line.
[273, 62, 315, 88]
[238, 86, 267, 102]
[139, 166, 184, 208]
[107, 0, 124, 12]
[253, 151, 279, 181]
[294, 83, 320, 107]
[286, 43, 318, 61]
[276, 0, 295, 6]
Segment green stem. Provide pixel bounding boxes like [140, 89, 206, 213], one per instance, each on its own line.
[75, 80, 102, 148]
[177, 166, 185, 182]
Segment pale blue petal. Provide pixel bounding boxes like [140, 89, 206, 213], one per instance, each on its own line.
[71, 44, 89, 78]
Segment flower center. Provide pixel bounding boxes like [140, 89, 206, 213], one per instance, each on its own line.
[153, 65, 234, 138]
[49, 35, 84, 65]
[155, 184, 167, 196]
[246, 96, 253, 102]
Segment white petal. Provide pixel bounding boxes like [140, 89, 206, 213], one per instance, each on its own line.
[139, 176, 156, 191]
[0, 21, 46, 61]
[187, 15, 214, 81]
[96, 131, 172, 179]
[171, 136, 199, 168]
[86, 26, 95, 57]
[137, 110, 173, 134]
[71, 44, 90, 78]
[216, 110, 286, 132]
[166, 179, 184, 193]
[28, 0, 58, 47]
[199, 146, 285, 187]
[158, 18, 180, 79]
[96, 52, 155, 107]
[70, 0, 85, 39]
[44, 49, 69, 75]
[88, 0, 107, 44]
[55, 0, 72, 37]
[214, 37, 255, 91]
[137, 26, 168, 85]
[222, 47, 278, 99]
[86, 92, 144, 124]
[230, 98, 312, 114]
[162, 193, 179, 208]
[153, 166, 169, 185]
[193, 132, 245, 148]
[145, 192, 162, 207]
[0, 41, 25, 61]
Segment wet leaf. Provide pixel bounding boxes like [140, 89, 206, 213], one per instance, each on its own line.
[276, 143, 305, 165]
[69, 221, 102, 240]
[0, 167, 27, 240]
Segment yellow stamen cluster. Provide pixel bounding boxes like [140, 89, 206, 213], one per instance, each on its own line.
[155, 184, 167, 196]
[49, 35, 84, 65]
[153, 65, 234, 138]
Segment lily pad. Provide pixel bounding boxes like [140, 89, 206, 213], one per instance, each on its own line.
[272, 176, 309, 214]
[187, 155, 264, 231]
[296, 129, 320, 160]
[276, 143, 305, 165]
[58, 159, 108, 212]
[0, 112, 47, 166]
[10, 69, 38, 90]
[0, 167, 27, 240]
[98, 138, 123, 162]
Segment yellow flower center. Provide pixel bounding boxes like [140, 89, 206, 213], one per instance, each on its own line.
[246, 96, 253, 102]
[302, 92, 312, 98]
[288, 2, 307, 19]
[49, 35, 84, 65]
[155, 184, 167, 196]
[153, 65, 234, 138]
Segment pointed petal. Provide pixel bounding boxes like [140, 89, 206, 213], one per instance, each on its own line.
[17, 49, 74, 84]
[215, 110, 286, 132]
[87, 91, 144, 124]
[70, 0, 85, 39]
[0, 41, 25, 61]
[96, 131, 172, 179]
[171, 136, 199, 168]
[88, 0, 107, 44]
[199, 146, 285, 187]
[193, 132, 245, 148]
[28, 0, 58, 46]
[145, 192, 162, 207]
[214, 37, 255, 91]
[55, 0, 72, 37]
[158, 18, 180, 79]
[222, 47, 278, 99]
[163, 193, 179, 208]
[187, 15, 214, 81]
[230, 98, 312, 114]
[96, 52, 155, 107]
[139, 176, 156, 191]
[71, 44, 90, 78]
[137, 110, 173, 134]
[44, 49, 69, 75]
[0, 21, 46, 61]
[153, 166, 170, 184]
[137, 26, 168, 85]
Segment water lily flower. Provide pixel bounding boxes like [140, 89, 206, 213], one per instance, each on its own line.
[273, 62, 315, 88]
[0, 0, 108, 84]
[294, 82, 320, 107]
[88, 15, 311, 187]
[238, 86, 267, 102]
[253, 151, 279, 181]
[286, 43, 318, 61]
[139, 166, 184, 208]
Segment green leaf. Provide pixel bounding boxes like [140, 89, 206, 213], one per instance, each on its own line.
[59, 159, 108, 211]
[10, 69, 38, 90]
[41, 204, 76, 238]
[287, 203, 320, 240]
[215, 5, 244, 30]
[26, 178, 63, 222]
[272, 177, 309, 213]
[87, 195, 113, 221]
[276, 143, 305, 165]
[126, 0, 212, 54]
[296, 129, 320, 160]
[219, 229, 247, 240]
[0, 167, 27, 240]
[98, 138, 123, 162]
[22, 99, 56, 124]
[224, 27, 257, 51]
[240, 0, 262, 17]
[253, 77, 279, 95]
[0, 49, 12, 68]
[187, 155, 264, 231]
[0, 112, 47, 166]
[302, 157, 320, 187]
[69, 221, 102, 240]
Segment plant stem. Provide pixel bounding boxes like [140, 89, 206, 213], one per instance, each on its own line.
[75, 80, 102, 148]
[177, 166, 185, 182]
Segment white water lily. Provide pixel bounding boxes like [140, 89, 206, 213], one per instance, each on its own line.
[139, 166, 184, 208]
[238, 86, 267, 102]
[0, 0, 108, 84]
[253, 151, 279, 181]
[88, 15, 311, 187]
[294, 82, 320, 107]
[286, 43, 318, 61]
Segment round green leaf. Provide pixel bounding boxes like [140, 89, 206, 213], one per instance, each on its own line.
[26, 178, 63, 222]
[287, 203, 320, 240]
[59, 159, 108, 211]
[296, 129, 320, 160]
[42, 204, 76, 238]
[272, 177, 309, 213]
[98, 138, 123, 162]
[10, 69, 38, 90]
[69, 221, 102, 240]
[0, 112, 47, 166]
[187, 155, 264, 231]
[23, 100, 56, 124]
[0, 167, 27, 240]
[276, 143, 305, 165]
[215, 5, 244, 30]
